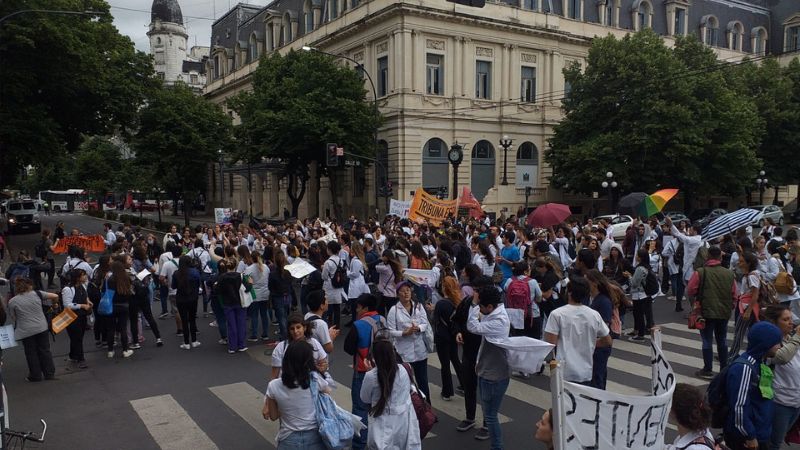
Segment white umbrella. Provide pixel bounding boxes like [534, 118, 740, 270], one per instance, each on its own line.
[701, 208, 760, 241]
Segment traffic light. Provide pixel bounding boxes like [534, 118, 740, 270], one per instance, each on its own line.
[326, 143, 339, 167]
[446, 0, 485, 7]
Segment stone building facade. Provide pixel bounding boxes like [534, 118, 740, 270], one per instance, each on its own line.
[149, 0, 210, 93]
[205, 0, 800, 219]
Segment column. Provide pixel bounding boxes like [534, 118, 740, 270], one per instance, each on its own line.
[388, 32, 396, 94]
[462, 38, 471, 97]
[453, 37, 462, 98]
[500, 44, 509, 101]
[507, 44, 516, 101]
[411, 30, 419, 92]
[402, 29, 413, 93]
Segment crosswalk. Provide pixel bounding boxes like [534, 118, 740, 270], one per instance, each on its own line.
[128, 321, 716, 449]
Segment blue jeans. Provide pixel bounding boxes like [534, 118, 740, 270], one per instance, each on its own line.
[277, 429, 327, 450]
[248, 301, 270, 339]
[479, 377, 509, 450]
[210, 299, 227, 339]
[351, 371, 368, 450]
[272, 296, 290, 341]
[699, 318, 728, 372]
[770, 403, 800, 450]
[591, 346, 612, 390]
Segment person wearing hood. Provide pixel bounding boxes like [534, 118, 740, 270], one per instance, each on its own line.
[724, 321, 783, 450]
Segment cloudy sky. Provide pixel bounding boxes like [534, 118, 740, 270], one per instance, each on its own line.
[109, 0, 270, 52]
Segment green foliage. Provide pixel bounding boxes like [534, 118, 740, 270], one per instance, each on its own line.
[74, 136, 125, 203]
[229, 50, 382, 215]
[547, 30, 762, 207]
[0, 0, 158, 187]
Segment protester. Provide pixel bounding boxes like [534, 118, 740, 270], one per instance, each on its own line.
[269, 250, 294, 341]
[763, 304, 800, 450]
[666, 383, 715, 450]
[104, 259, 135, 359]
[8, 277, 58, 381]
[433, 274, 464, 400]
[172, 255, 201, 349]
[304, 290, 339, 355]
[321, 241, 346, 328]
[729, 251, 761, 360]
[502, 260, 543, 377]
[534, 409, 555, 450]
[662, 228, 685, 311]
[215, 259, 250, 353]
[270, 312, 329, 380]
[61, 268, 93, 370]
[128, 248, 162, 349]
[625, 248, 655, 341]
[386, 280, 431, 402]
[584, 269, 617, 389]
[375, 249, 402, 316]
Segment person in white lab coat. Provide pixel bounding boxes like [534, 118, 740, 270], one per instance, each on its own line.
[386, 281, 431, 402]
[359, 339, 422, 450]
[346, 242, 370, 324]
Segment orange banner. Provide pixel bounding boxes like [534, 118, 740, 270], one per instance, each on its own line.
[53, 235, 106, 254]
[458, 187, 484, 219]
[408, 189, 458, 226]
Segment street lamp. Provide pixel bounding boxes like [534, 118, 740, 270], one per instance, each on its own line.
[499, 135, 514, 185]
[601, 171, 618, 213]
[756, 170, 767, 205]
[524, 186, 532, 215]
[218, 149, 225, 206]
[448, 143, 464, 200]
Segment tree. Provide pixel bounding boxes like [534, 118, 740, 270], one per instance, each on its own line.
[546, 30, 762, 212]
[0, 0, 158, 187]
[73, 136, 124, 207]
[229, 50, 382, 217]
[133, 84, 233, 226]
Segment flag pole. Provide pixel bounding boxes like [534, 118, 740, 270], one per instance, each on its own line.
[549, 359, 567, 450]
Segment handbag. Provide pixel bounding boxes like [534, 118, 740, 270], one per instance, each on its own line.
[239, 274, 253, 308]
[51, 308, 78, 334]
[402, 363, 437, 439]
[309, 375, 355, 450]
[688, 269, 706, 330]
[0, 324, 17, 349]
[422, 313, 435, 353]
[98, 279, 114, 316]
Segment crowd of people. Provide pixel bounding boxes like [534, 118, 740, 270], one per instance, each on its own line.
[2, 209, 800, 450]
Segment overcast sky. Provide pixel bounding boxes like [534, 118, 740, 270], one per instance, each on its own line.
[109, 0, 271, 52]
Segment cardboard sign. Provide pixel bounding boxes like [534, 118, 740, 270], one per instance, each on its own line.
[408, 189, 457, 226]
[389, 199, 411, 218]
[52, 235, 106, 254]
[552, 330, 675, 450]
[214, 208, 232, 224]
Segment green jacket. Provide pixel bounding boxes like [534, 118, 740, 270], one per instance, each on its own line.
[697, 264, 735, 320]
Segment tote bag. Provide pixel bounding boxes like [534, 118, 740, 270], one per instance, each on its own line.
[0, 325, 17, 349]
[239, 274, 253, 308]
[98, 279, 114, 316]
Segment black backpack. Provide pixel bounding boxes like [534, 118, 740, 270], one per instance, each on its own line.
[330, 258, 348, 289]
[674, 242, 685, 269]
[644, 269, 660, 297]
[34, 239, 48, 259]
[707, 358, 754, 429]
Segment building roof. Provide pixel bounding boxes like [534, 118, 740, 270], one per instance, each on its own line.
[183, 60, 206, 74]
[151, 0, 183, 25]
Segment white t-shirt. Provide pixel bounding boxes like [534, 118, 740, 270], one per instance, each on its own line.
[271, 337, 327, 370]
[544, 304, 610, 383]
[265, 372, 329, 442]
[159, 259, 180, 296]
[304, 313, 332, 348]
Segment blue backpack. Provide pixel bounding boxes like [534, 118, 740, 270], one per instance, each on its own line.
[310, 375, 354, 449]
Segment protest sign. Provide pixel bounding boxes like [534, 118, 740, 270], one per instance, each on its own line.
[389, 199, 411, 218]
[552, 329, 674, 450]
[214, 208, 232, 224]
[403, 268, 437, 288]
[285, 259, 317, 279]
[52, 235, 105, 254]
[408, 189, 457, 226]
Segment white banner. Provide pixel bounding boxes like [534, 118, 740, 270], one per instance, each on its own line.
[403, 268, 437, 288]
[214, 208, 232, 224]
[389, 199, 411, 218]
[552, 330, 674, 450]
[285, 259, 317, 279]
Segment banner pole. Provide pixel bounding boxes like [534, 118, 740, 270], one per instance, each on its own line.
[550, 359, 567, 450]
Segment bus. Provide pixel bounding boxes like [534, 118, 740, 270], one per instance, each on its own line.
[37, 189, 93, 212]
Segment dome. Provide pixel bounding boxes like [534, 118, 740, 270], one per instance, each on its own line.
[151, 0, 183, 25]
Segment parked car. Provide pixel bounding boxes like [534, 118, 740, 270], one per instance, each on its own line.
[5, 199, 41, 234]
[695, 208, 728, 229]
[749, 204, 784, 227]
[130, 201, 163, 212]
[664, 211, 689, 223]
[594, 214, 634, 241]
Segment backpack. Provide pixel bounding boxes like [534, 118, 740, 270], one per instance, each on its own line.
[758, 275, 779, 306]
[34, 239, 47, 259]
[677, 435, 726, 450]
[774, 260, 795, 295]
[364, 315, 388, 370]
[567, 242, 577, 260]
[707, 358, 757, 429]
[7, 264, 31, 296]
[435, 266, 456, 296]
[309, 375, 355, 450]
[329, 258, 348, 289]
[674, 242, 685, 268]
[505, 277, 532, 318]
[644, 269, 660, 297]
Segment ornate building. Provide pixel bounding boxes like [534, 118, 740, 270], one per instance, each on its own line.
[149, 0, 210, 93]
[205, 0, 800, 219]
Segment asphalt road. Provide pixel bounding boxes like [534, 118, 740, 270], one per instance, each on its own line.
[0, 212, 737, 450]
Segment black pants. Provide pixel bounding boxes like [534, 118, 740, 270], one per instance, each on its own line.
[130, 298, 160, 343]
[93, 302, 103, 342]
[326, 304, 341, 329]
[177, 300, 198, 345]
[461, 346, 479, 422]
[723, 432, 768, 450]
[46, 258, 55, 285]
[377, 295, 397, 317]
[107, 307, 129, 351]
[435, 337, 463, 398]
[632, 297, 654, 337]
[21, 331, 55, 380]
[66, 314, 87, 362]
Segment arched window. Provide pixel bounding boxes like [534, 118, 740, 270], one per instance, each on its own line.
[156, 37, 162, 45]
[516, 142, 539, 187]
[471, 140, 496, 201]
[283, 13, 293, 43]
[604, 0, 616, 27]
[303, 0, 314, 33]
[249, 33, 258, 62]
[422, 138, 448, 192]
[631, 0, 652, 31]
[728, 21, 744, 51]
[751, 27, 768, 55]
[701, 15, 719, 47]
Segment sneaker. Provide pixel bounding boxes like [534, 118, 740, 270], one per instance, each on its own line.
[218, 338, 228, 345]
[248, 337, 259, 342]
[513, 371, 531, 379]
[474, 427, 490, 440]
[625, 330, 637, 337]
[180, 344, 191, 350]
[441, 394, 452, 402]
[25, 376, 43, 382]
[78, 361, 89, 369]
[630, 336, 646, 342]
[130, 343, 142, 349]
[156, 338, 163, 347]
[455, 386, 465, 397]
[209, 321, 217, 328]
[228, 349, 236, 354]
[191, 341, 201, 348]
[260, 336, 270, 341]
[95, 340, 103, 348]
[107, 351, 115, 358]
[176, 331, 183, 337]
[456, 420, 475, 432]
[122, 349, 134, 358]
[158, 313, 170, 319]
[695, 370, 714, 380]
[238, 347, 248, 352]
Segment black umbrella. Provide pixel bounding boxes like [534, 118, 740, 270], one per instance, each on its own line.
[617, 192, 648, 216]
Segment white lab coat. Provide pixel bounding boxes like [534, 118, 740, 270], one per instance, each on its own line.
[670, 224, 704, 283]
[321, 255, 346, 305]
[347, 257, 370, 299]
[360, 366, 422, 450]
[387, 302, 430, 363]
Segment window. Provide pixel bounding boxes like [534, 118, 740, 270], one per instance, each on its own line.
[604, 0, 615, 26]
[425, 138, 445, 158]
[249, 35, 258, 61]
[283, 14, 293, 42]
[426, 54, 443, 95]
[674, 8, 686, 35]
[521, 66, 536, 102]
[788, 26, 800, 51]
[154, 52, 165, 64]
[331, 0, 339, 19]
[729, 22, 744, 51]
[567, 0, 580, 20]
[157, 72, 165, 80]
[213, 55, 221, 79]
[752, 27, 767, 55]
[351, 0, 359, 7]
[522, 0, 536, 10]
[305, 11, 313, 32]
[156, 37, 162, 45]
[475, 61, 491, 99]
[636, 1, 651, 30]
[353, 165, 366, 197]
[516, 142, 539, 187]
[377, 56, 388, 97]
[190, 74, 198, 84]
[702, 15, 719, 47]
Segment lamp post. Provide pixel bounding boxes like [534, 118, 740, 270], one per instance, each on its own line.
[448, 143, 464, 200]
[524, 185, 532, 215]
[218, 149, 225, 207]
[302, 46, 384, 212]
[499, 135, 513, 185]
[601, 171, 618, 213]
[756, 170, 767, 205]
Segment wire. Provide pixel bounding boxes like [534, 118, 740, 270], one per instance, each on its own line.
[109, 4, 217, 21]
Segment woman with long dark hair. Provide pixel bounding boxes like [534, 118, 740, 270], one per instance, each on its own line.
[585, 269, 618, 389]
[105, 259, 135, 358]
[387, 281, 431, 402]
[359, 339, 421, 449]
[269, 249, 295, 341]
[263, 340, 329, 450]
[270, 312, 329, 381]
[375, 250, 403, 316]
[215, 259, 250, 354]
[129, 245, 161, 349]
[173, 255, 201, 349]
[62, 268, 93, 369]
[764, 304, 800, 450]
[91, 254, 112, 347]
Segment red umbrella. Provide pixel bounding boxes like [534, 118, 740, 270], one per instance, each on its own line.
[527, 203, 572, 228]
